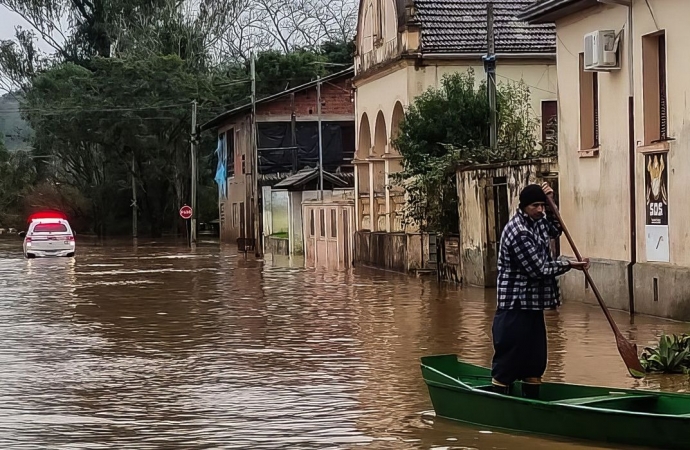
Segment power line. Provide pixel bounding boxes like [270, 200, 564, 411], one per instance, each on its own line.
[323, 80, 352, 94]
[0, 93, 260, 116]
[0, 103, 191, 114]
[495, 74, 557, 95]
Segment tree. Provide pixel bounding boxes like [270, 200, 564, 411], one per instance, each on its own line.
[392, 69, 549, 235]
[0, 137, 36, 228]
[218, 0, 357, 62]
[0, 0, 232, 60]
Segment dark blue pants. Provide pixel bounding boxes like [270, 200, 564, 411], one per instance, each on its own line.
[491, 309, 547, 386]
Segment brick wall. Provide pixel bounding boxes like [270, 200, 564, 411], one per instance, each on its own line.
[256, 77, 353, 118]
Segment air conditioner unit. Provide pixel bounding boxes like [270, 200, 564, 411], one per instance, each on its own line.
[584, 30, 620, 70]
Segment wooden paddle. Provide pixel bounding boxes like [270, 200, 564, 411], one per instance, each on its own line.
[545, 194, 645, 379]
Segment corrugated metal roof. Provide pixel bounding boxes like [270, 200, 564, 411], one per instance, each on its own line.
[273, 167, 350, 189]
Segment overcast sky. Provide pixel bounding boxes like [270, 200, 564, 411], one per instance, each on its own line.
[1, 6, 60, 91]
[1, 5, 58, 52]
[1, 6, 27, 40]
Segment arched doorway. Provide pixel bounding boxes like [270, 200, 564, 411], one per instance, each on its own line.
[388, 101, 405, 231]
[357, 112, 372, 159]
[356, 113, 372, 230]
[390, 101, 404, 152]
[373, 111, 387, 156]
[372, 111, 387, 231]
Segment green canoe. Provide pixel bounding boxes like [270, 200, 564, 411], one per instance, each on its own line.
[421, 354, 690, 450]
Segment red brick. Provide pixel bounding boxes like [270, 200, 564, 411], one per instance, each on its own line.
[255, 77, 353, 118]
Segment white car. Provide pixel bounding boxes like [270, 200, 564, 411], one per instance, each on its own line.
[23, 219, 76, 258]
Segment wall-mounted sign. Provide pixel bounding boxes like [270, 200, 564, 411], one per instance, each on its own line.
[645, 152, 669, 262]
[645, 153, 668, 225]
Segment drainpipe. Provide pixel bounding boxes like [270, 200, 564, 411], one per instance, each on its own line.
[626, 3, 636, 318]
[599, 0, 635, 317]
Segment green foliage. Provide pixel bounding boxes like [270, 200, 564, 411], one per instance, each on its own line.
[0, 142, 36, 228]
[217, 40, 353, 104]
[391, 69, 553, 234]
[319, 40, 356, 67]
[0, 93, 32, 151]
[21, 181, 91, 232]
[394, 70, 490, 174]
[254, 49, 328, 96]
[640, 334, 690, 374]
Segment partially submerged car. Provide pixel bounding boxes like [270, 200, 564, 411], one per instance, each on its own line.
[23, 214, 76, 258]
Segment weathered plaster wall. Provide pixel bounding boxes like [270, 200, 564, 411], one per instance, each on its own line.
[458, 159, 558, 287]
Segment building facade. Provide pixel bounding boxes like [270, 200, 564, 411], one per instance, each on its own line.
[200, 70, 355, 251]
[521, 0, 690, 320]
[353, 0, 559, 272]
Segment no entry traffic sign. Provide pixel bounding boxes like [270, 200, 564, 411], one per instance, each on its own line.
[179, 204, 193, 220]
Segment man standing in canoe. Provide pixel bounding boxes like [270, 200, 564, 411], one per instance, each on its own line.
[491, 182, 589, 399]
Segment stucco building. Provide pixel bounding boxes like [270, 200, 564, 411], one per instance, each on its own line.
[521, 0, 690, 320]
[353, 0, 559, 272]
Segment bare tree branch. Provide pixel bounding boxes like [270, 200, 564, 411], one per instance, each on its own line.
[216, 0, 356, 64]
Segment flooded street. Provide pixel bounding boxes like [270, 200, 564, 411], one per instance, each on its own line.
[0, 237, 687, 449]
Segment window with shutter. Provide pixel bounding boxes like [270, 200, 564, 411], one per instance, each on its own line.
[593, 71, 599, 148]
[642, 31, 668, 145]
[226, 129, 236, 177]
[658, 33, 668, 141]
[579, 53, 599, 150]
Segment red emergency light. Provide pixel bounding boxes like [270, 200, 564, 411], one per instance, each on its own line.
[27, 210, 67, 223]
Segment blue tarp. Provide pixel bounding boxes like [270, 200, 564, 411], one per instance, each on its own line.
[214, 136, 227, 199]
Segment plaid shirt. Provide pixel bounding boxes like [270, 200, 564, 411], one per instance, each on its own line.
[496, 209, 572, 310]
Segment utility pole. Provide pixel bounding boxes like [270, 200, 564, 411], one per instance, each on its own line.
[484, 3, 497, 149]
[131, 153, 137, 239]
[190, 100, 198, 245]
[317, 75, 324, 201]
[250, 52, 263, 257]
[291, 92, 297, 173]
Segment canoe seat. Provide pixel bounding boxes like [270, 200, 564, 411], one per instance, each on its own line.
[555, 394, 657, 406]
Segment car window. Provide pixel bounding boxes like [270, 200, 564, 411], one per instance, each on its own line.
[33, 223, 68, 233]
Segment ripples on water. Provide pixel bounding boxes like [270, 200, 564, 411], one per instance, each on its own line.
[0, 237, 686, 449]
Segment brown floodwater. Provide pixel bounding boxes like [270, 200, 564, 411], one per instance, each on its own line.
[0, 236, 687, 449]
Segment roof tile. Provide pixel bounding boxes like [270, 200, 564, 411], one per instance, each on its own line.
[414, 0, 556, 54]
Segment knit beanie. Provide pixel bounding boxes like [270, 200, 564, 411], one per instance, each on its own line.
[519, 184, 547, 210]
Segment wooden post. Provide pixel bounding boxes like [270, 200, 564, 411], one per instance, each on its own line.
[131, 153, 137, 239]
[291, 92, 297, 173]
[191, 100, 198, 245]
[250, 52, 263, 257]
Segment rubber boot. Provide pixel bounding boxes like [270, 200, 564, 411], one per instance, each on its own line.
[522, 383, 541, 399]
[491, 380, 510, 395]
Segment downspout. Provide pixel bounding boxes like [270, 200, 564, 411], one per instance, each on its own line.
[599, 0, 635, 317]
[626, 3, 636, 318]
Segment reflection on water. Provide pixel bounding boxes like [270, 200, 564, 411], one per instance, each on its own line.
[0, 236, 686, 449]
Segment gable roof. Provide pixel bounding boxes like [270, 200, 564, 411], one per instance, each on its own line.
[273, 166, 349, 189]
[200, 67, 353, 132]
[413, 0, 556, 54]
